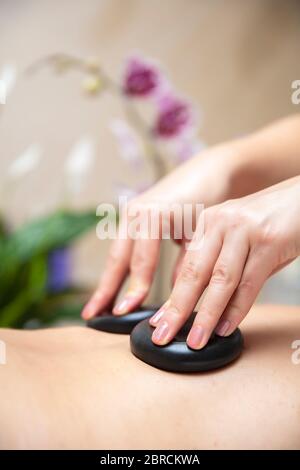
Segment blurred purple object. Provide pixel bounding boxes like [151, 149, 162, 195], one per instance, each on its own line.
[47, 246, 71, 292]
[154, 95, 193, 138]
[109, 119, 142, 170]
[123, 56, 160, 97]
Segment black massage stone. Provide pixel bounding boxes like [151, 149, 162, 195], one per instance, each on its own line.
[130, 312, 244, 373]
[86, 306, 157, 334]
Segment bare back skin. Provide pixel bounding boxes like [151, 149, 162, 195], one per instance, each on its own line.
[0, 304, 299, 450]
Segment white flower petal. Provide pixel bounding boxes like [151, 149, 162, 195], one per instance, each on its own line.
[7, 143, 42, 180]
[64, 136, 95, 196]
[65, 136, 95, 176]
[0, 63, 17, 101]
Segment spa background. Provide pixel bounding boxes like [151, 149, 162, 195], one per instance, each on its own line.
[1, 0, 300, 327]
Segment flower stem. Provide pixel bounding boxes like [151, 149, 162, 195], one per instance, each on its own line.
[27, 53, 167, 182]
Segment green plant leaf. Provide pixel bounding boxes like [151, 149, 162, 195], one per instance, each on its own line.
[0, 209, 99, 326]
[0, 210, 98, 298]
[0, 217, 8, 240]
[0, 210, 98, 273]
[0, 254, 48, 328]
[0, 290, 31, 328]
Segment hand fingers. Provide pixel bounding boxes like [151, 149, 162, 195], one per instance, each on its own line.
[81, 235, 133, 319]
[214, 246, 274, 336]
[186, 230, 249, 349]
[151, 226, 223, 345]
[113, 238, 161, 315]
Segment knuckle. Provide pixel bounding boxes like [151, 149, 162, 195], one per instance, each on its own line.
[131, 250, 150, 273]
[165, 304, 182, 320]
[239, 278, 254, 291]
[215, 204, 229, 219]
[215, 201, 232, 217]
[206, 204, 236, 230]
[179, 260, 202, 283]
[227, 211, 246, 230]
[238, 278, 255, 295]
[216, 202, 253, 230]
[225, 209, 247, 230]
[226, 302, 243, 320]
[227, 300, 251, 324]
[211, 264, 234, 286]
[197, 305, 215, 324]
[257, 225, 279, 245]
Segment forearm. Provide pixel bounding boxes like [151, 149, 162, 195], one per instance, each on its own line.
[145, 114, 300, 207]
[229, 114, 300, 198]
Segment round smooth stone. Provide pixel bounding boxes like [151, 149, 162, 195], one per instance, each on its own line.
[130, 312, 244, 373]
[86, 306, 158, 334]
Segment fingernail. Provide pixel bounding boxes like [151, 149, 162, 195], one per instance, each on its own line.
[113, 292, 143, 315]
[152, 321, 169, 345]
[113, 282, 147, 315]
[113, 298, 130, 315]
[81, 290, 104, 320]
[187, 325, 204, 349]
[81, 302, 95, 320]
[150, 309, 164, 326]
[149, 300, 170, 326]
[215, 320, 230, 336]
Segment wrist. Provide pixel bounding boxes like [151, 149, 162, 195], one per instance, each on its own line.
[229, 115, 300, 197]
[197, 139, 258, 201]
[222, 135, 275, 199]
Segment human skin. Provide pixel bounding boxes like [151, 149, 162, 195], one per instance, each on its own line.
[0, 304, 299, 450]
[82, 114, 300, 346]
[150, 176, 300, 349]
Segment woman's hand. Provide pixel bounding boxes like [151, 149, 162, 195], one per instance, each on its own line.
[150, 176, 300, 349]
[82, 114, 300, 322]
[81, 142, 242, 320]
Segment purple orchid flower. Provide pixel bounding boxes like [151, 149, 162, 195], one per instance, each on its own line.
[123, 56, 160, 97]
[154, 94, 194, 139]
[47, 246, 71, 293]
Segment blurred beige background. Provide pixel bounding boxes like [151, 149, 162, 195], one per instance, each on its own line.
[1, 0, 300, 303]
